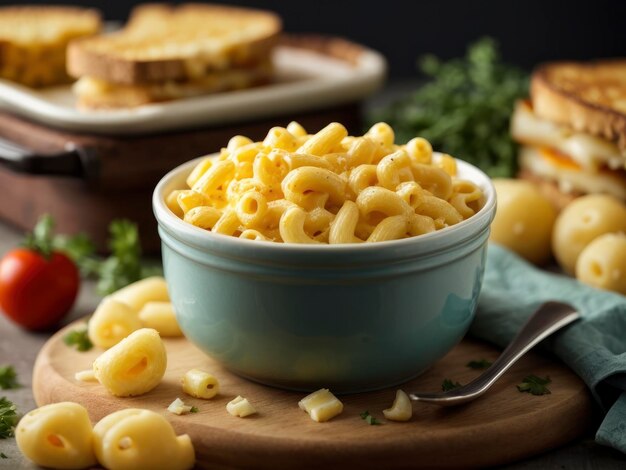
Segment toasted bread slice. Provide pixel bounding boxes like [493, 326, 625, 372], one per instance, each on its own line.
[0, 6, 101, 87]
[532, 60, 626, 154]
[68, 3, 282, 85]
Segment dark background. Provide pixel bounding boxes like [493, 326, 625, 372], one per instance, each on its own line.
[4, 0, 626, 78]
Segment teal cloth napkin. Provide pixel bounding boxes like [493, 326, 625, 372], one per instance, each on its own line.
[472, 244, 626, 453]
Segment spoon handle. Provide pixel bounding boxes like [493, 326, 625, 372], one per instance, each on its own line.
[410, 301, 580, 406]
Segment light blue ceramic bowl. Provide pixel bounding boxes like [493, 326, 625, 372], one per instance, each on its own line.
[153, 157, 496, 393]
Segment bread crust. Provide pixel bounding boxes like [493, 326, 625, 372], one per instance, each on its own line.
[532, 60, 626, 154]
[67, 3, 282, 85]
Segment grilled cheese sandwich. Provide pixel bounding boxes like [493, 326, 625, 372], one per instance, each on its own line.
[512, 60, 626, 207]
[0, 6, 101, 87]
[68, 3, 282, 108]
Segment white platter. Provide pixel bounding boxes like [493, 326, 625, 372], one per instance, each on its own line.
[0, 44, 386, 136]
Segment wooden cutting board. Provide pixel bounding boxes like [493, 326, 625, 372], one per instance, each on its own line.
[33, 322, 594, 469]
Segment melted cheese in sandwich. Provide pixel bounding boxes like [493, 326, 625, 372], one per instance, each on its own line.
[511, 100, 625, 171]
[73, 62, 272, 108]
[519, 146, 626, 201]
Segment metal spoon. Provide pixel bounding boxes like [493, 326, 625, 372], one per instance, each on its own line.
[410, 301, 580, 406]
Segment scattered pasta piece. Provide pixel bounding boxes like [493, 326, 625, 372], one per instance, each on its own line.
[167, 398, 195, 415]
[382, 389, 413, 422]
[226, 396, 257, 417]
[181, 369, 220, 399]
[298, 388, 343, 423]
[110, 276, 170, 311]
[16, 402, 97, 469]
[138, 301, 183, 337]
[93, 328, 167, 397]
[88, 297, 142, 349]
[74, 369, 97, 382]
[93, 408, 194, 470]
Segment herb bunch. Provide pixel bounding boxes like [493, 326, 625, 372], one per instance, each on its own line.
[30, 215, 161, 296]
[0, 397, 18, 439]
[0, 366, 20, 390]
[370, 37, 528, 177]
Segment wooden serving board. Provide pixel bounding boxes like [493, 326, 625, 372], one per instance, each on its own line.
[33, 322, 594, 469]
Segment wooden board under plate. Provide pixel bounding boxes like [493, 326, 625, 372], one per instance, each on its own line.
[33, 322, 594, 469]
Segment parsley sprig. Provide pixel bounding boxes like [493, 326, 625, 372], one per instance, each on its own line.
[63, 327, 93, 352]
[190, 406, 199, 414]
[369, 37, 528, 178]
[0, 397, 18, 439]
[466, 359, 493, 370]
[517, 375, 551, 395]
[359, 410, 381, 425]
[0, 366, 20, 390]
[441, 379, 462, 391]
[26, 215, 162, 297]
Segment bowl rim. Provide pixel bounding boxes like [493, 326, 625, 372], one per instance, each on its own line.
[153, 153, 496, 254]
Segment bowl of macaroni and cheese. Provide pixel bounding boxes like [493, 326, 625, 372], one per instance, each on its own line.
[153, 122, 496, 393]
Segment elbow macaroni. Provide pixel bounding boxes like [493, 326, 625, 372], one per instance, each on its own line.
[382, 389, 413, 422]
[17, 404, 194, 470]
[88, 297, 143, 349]
[93, 409, 194, 470]
[167, 122, 484, 243]
[87, 276, 181, 349]
[93, 328, 167, 397]
[16, 402, 97, 470]
[181, 369, 220, 399]
[298, 388, 343, 423]
[226, 396, 257, 417]
[110, 277, 170, 312]
[138, 301, 183, 337]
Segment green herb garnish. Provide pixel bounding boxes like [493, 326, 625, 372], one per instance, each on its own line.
[63, 327, 93, 352]
[190, 406, 199, 413]
[97, 220, 163, 295]
[0, 452, 7, 458]
[53, 232, 98, 276]
[25, 215, 162, 297]
[369, 37, 528, 177]
[0, 397, 19, 439]
[0, 366, 20, 390]
[441, 379, 462, 391]
[517, 375, 551, 395]
[359, 410, 381, 425]
[466, 359, 493, 370]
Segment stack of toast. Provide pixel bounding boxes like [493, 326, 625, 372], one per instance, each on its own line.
[0, 6, 101, 87]
[0, 3, 282, 108]
[68, 3, 282, 108]
[511, 60, 626, 208]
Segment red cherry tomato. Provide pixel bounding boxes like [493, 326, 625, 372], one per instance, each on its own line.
[0, 248, 79, 330]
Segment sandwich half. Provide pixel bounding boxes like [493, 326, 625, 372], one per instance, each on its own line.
[0, 6, 101, 87]
[511, 60, 626, 208]
[68, 3, 282, 108]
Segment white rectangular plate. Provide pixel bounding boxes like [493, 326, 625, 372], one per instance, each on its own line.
[0, 45, 386, 135]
